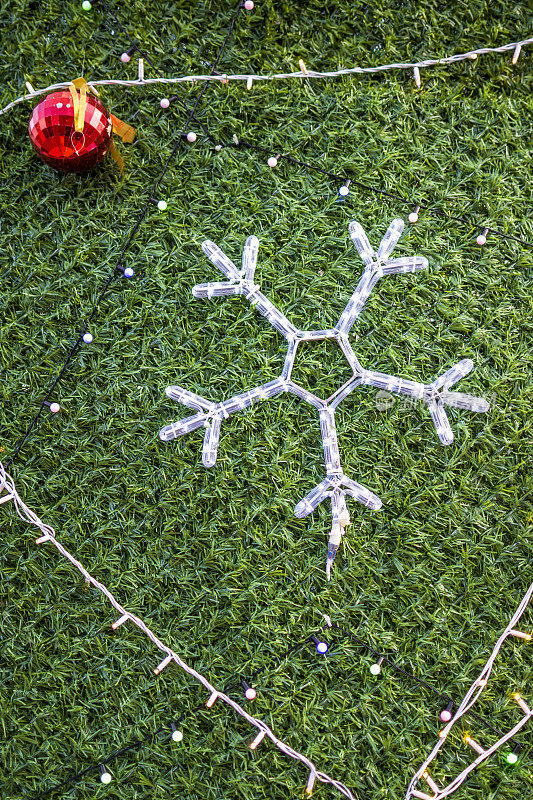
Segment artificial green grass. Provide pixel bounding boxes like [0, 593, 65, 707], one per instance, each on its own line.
[0, 0, 532, 798]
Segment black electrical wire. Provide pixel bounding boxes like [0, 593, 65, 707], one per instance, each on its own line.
[26, 621, 527, 799]
[5, 0, 245, 467]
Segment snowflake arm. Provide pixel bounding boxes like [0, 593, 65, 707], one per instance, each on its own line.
[319, 407, 342, 474]
[336, 271, 381, 334]
[285, 380, 324, 410]
[336, 219, 428, 334]
[164, 386, 216, 412]
[294, 406, 381, 580]
[195, 237, 299, 341]
[192, 281, 243, 299]
[159, 379, 287, 466]
[242, 233, 259, 281]
[360, 358, 489, 445]
[328, 376, 362, 409]
[339, 474, 382, 509]
[376, 217, 405, 260]
[159, 411, 212, 438]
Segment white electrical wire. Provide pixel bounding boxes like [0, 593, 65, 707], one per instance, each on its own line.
[0, 462, 354, 800]
[405, 580, 533, 799]
[0, 37, 530, 116]
[2, 461, 531, 797]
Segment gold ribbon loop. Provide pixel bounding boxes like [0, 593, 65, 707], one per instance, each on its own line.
[110, 114, 136, 143]
[68, 78, 88, 133]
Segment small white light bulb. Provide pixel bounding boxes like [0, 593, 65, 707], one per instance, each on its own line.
[157, 200, 168, 211]
[463, 734, 485, 755]
[121, 53, 131, 63]
[111, 614, 129, 630]
[186, 131, 197, 143]
[249, 729, 266, 750]
[154, 655, 172, 675]
[244, 0, 254, 9]
[339, 184, 349, 197]
[408, 205, 420, 223]
[82, 332, 93, 344]
[476, 228, 488, 246]
[160, 98, 170, 109]
[370, 655, 384, 675]
[123, 267, 134, 278]
[49, 402, 60, 413]
[512, 693, 531, 714]
[100, 765, 112, 784]
[311, 635, 328, 654]
[509, 629, 532, 641]
[242, 680, 257, 700]
[171, 723, 183, 742]
[267, 156, 278, 168]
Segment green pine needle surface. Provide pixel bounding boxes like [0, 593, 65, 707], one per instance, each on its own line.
[0, 1, 532, 798]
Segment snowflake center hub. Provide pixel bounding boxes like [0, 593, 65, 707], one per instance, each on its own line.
[288, 334, 357, 403]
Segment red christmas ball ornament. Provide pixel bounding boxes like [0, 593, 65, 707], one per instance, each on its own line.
[29, 86, 113, 173]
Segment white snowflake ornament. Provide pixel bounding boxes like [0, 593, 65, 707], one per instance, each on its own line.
[160, 218, 489, 579]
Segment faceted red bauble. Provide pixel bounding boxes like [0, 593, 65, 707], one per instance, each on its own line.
[29, 90, 113, 173]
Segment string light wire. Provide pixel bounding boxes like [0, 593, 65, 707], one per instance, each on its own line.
[405, 580, 533, 798]
[4, 0, 245, 467]
[0, 463, 355, 800]
[94, 0, 215, 142]
[227, 139, 533, 248]
[1, 37, 531, 116]
[2, 461, 530, 799]
[2, 5, 530, 797]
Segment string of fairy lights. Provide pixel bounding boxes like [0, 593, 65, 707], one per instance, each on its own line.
[4, 0, 247, 467]
[1, 27, 530, 115]
[1, 464, 531, 800]
[0, 464, 354, 800]
[24, 614, 532, 800]
[406, 582, 533, 799]
[3, 0, 532, 464]
[2, 2, 532, 798]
